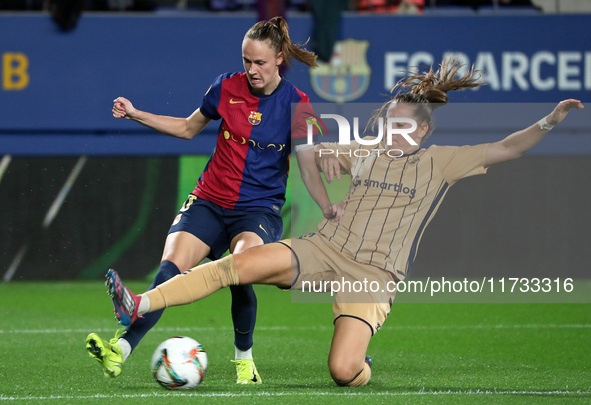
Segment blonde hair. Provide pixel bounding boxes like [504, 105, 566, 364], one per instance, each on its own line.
[244, 16, 318, 68]
[370, 58, 485, 139]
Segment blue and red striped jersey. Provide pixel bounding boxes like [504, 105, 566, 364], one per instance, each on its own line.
[195, 72, 311, 213]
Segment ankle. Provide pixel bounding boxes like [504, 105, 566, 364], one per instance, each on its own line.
[235, 346, 253, 361]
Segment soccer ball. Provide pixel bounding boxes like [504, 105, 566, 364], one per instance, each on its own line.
[151, 336, 208, 390]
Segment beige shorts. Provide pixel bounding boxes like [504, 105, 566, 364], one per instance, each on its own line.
[285, 233, 397, 335]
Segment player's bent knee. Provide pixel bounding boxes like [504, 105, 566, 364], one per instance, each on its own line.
[330, 362, 371, 387]
[328, 359, 362, 385]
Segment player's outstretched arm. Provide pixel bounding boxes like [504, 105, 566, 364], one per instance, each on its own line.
[112, 96, 211, 140]
[485, 99, 584, 167]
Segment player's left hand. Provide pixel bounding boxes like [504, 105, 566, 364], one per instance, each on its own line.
[322, 203, 344, 222]
[547, 99, 584, 126]
[319, 154, 341, 183]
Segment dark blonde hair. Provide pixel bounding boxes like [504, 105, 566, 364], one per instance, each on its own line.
[370, 58, 485, 139]
[244, 16, 318, 68]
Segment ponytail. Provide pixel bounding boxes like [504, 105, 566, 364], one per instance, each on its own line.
[393, 57, 484, 105]
[245, 16, 318, 68]
[369, 57, 485, 138]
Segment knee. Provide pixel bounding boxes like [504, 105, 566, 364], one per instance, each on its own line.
[160, 251, 188, 269]
[328, 357, 361, 385]
[231, 232, 264, 253]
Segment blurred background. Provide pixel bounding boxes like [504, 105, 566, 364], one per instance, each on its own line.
[1, 0, 590, 282]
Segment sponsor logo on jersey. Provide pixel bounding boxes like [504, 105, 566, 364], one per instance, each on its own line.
[353, 175, 416, 199]
[248, 111, 262, 125]
[224, 130, 247, 145]
[224, 129, 285, 152]
[250, 140, 285, 151]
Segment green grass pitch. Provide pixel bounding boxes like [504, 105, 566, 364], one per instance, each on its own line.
[1, 281, 590, 404]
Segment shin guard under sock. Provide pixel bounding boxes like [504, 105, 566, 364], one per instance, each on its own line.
[230, 284, 257, 351]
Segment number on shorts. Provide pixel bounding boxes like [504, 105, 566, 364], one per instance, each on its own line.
[180, 195, 198, 212]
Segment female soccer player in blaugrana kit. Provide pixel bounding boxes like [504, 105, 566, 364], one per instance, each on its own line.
[103, 58, 583, 386]
[86, 16, 344, 384]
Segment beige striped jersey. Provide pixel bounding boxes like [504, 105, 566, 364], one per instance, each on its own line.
[316, 140, 490, 281]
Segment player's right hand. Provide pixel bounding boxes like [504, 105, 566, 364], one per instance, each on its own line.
[322, 203, 344, 222]
[112, 96, 136, 119]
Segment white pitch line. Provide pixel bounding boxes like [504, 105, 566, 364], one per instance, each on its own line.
[1, 324, 591, 335]
[1, 389, 590, 401]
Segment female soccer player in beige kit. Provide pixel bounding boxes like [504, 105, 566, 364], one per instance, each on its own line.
[105, 58, 584, 387]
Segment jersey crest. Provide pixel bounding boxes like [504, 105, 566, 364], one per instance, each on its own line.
[248, 111, 262, 125]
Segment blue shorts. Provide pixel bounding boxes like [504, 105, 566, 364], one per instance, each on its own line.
[168, 194, 283, 260]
